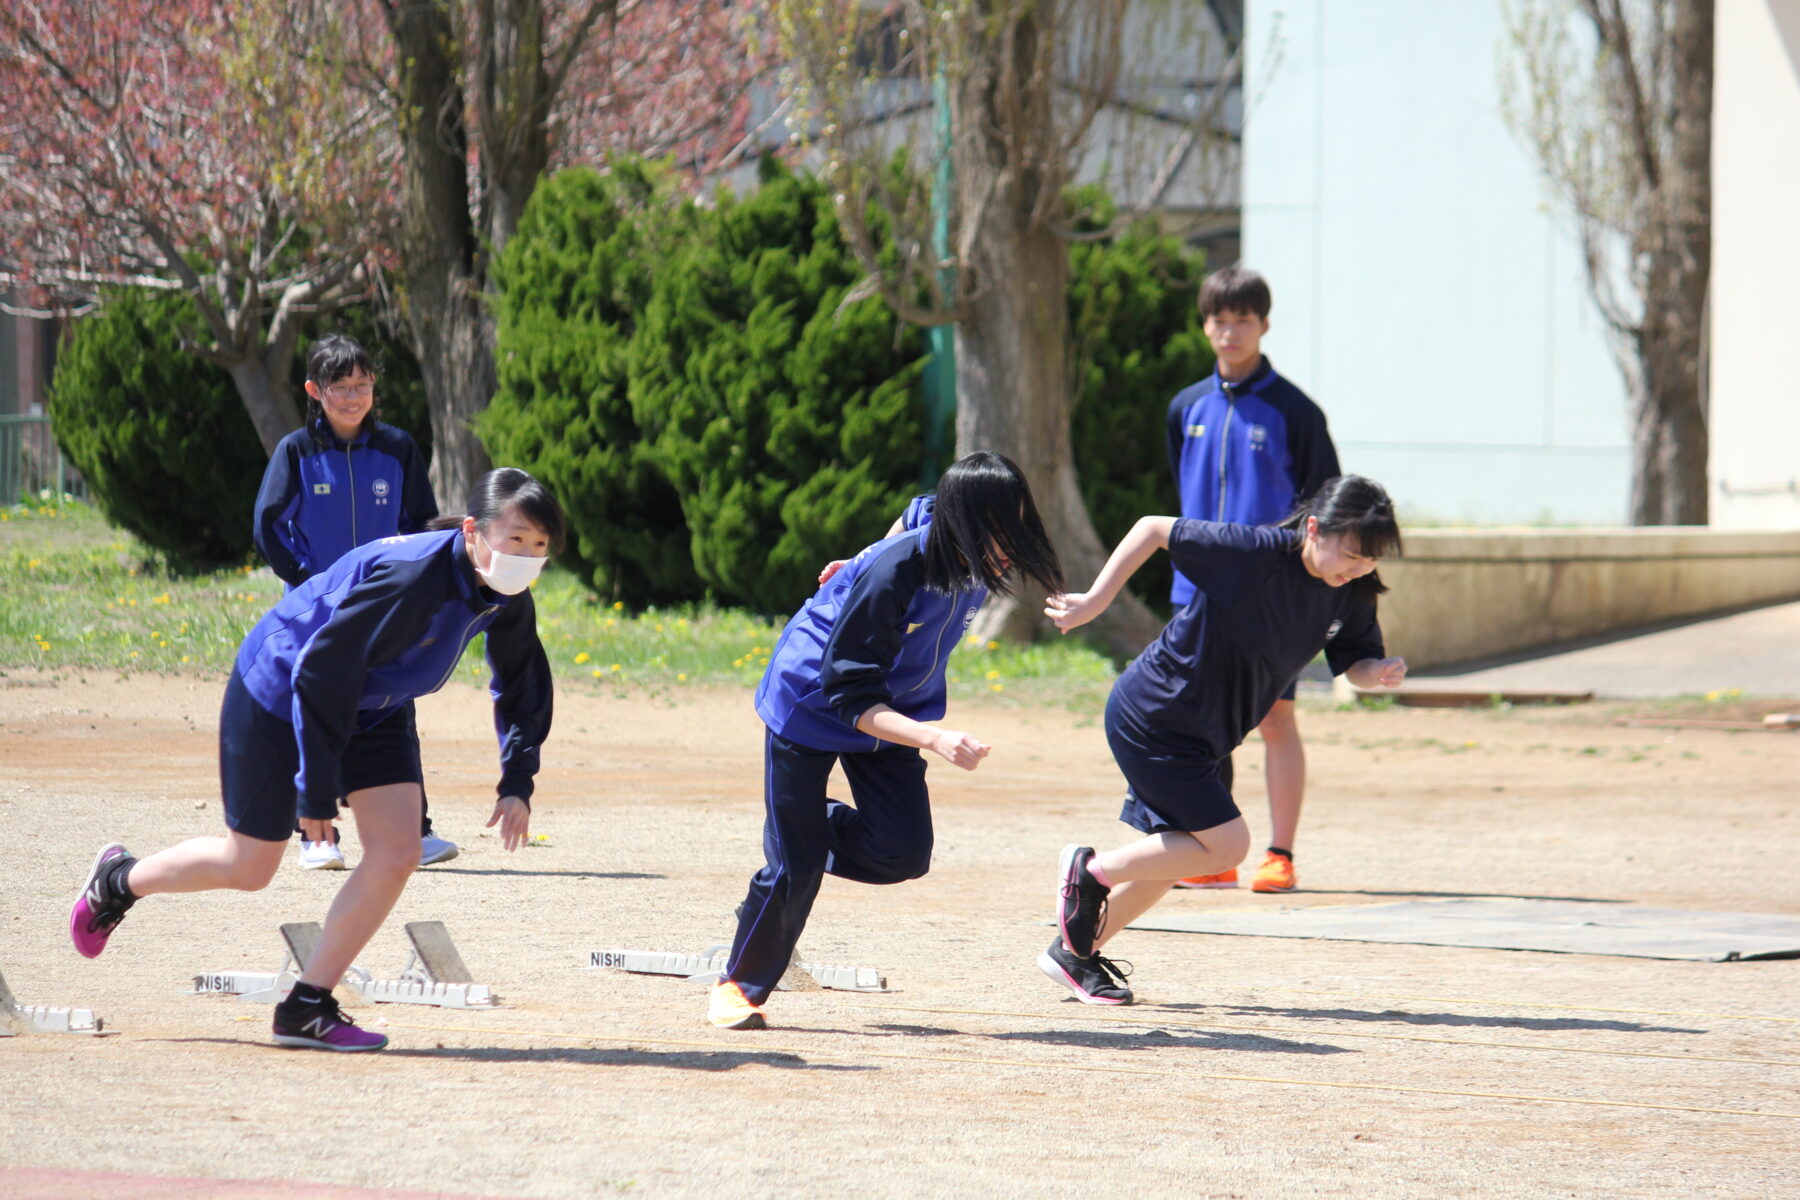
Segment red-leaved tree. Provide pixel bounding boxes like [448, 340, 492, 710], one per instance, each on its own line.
[0, 1, 393, 453]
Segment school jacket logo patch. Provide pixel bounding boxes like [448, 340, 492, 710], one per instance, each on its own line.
[372, 478, 392, 502]
[312, 483, 331, 495]
[1325, 619, 1343, 640]
[907, 623, 923, 634]
[1248, 424, 1269, 449]
[1186, 423, 1206, 438]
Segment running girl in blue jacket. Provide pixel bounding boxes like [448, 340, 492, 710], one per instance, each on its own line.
[709, 451, 1064, 1030]
[69, 468, 563, 1052]
[253, 333, 450, 869]
[1045, 476, 1408, 1005]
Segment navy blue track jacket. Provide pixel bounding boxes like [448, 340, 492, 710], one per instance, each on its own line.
[756, 507, 983, 755]
[1165, 358, 1339, 605]
[235, 529, 552, 819]
[1115, 521, 1383, 757]
[254, 419, 437, 587]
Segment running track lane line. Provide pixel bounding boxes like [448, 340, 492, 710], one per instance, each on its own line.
[856, 1002, 1800, 1068]
[1251, 987, 1800, 1024]
[378, 1020, 1800, 1121]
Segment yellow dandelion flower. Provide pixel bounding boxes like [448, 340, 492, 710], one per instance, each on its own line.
[654, 623, 664, 633]
[966, 634, 980, 645]
[986, 640, 999, 651]
[153, 593, 171, 604]
[985, 669, 1000, 680]
[677, 618, 688, 628]
[27, 558, 40, 568]
[181, 655, 190, 663]
[574, 652, 591, 665]
[990, 683, 1004, 693]
[610, 663, 622, 672]
[592, 668, 603, 678]
[677, 673, 688, 682]
[128, 599, 137, 607]
[129, 651, 139, 659]
[605, 618, 617, 629]
[612, 600, 624, 611]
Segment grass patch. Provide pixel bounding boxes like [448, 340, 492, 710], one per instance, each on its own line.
[1, 502, 1118, 708]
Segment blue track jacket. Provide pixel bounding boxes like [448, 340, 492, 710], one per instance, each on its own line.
[235, 529, 552, 819]
[1165, 358, 1339, 605]
[756, 510, 984, 755]
[254, 419, 437, 587]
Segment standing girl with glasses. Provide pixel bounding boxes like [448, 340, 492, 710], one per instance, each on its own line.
[253, 333, 454, 868]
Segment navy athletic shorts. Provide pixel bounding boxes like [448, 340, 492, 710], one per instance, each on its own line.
[219, 667, 424, 842]
[1104, 688, 1241, 835]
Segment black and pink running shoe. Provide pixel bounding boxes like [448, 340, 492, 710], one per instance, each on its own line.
[272, 992, 389, 1052]
[1037, 938, 1134, 1006]
[1056, 843, 1108, 959]
[70, 842, 135, 959]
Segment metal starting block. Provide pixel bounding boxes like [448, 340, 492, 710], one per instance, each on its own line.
[194, 921, 497, 1009]
[0, 965, 107, 1036]
[584, 943, 889, 993]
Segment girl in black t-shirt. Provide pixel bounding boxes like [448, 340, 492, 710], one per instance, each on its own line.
[1040, 475, 1408, 1005]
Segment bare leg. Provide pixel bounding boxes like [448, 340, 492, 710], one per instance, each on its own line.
[1258, 700, 1305, 851]
[1094, 879, 1179, 951]
[125, 830, 285, 896]
[300, 783, 420, 989]
[1085, 820, 1251, 953]
[1094, 821, 1251, 885]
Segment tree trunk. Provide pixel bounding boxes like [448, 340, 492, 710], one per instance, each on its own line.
[226, 356, 303, 457]
[950, 8, 1161, 659]
[388, 0, 494, 506]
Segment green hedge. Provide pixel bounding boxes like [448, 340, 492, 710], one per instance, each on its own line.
[51, 290, 428, 571]
[485, 158, 1211, 617]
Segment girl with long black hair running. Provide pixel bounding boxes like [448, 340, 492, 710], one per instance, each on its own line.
[711, 451, 1064, 1029]
[1043, 475, 1408, 1004]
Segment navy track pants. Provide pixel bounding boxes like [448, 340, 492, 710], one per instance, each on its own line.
[725, 728, 933, 1005]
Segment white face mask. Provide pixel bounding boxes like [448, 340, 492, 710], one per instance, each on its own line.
[474, 534, 546, 595]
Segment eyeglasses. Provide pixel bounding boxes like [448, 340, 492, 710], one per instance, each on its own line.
[322, 379, 375, 402]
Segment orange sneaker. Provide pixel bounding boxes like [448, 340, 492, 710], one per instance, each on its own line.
[708, 980, 767, 1030]
[1251, 852, 1296, 893]
[1173, 869, 1239, 890]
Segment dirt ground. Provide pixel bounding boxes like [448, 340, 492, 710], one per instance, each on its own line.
[2, 669, 1797, 1199]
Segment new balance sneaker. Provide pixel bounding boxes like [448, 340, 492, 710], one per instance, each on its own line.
[1056, 844, 1109, 959]
[708, 980, 767, 1030]
[1174, 869, 1239, 890]
[419, 834, 459, 866]
[1251, 851, 1296, 893]
[1036, 938, 1133, 1006]
[271, 991, 388, 1051]
[298, 838, 347, 870]
[70, 842, 136, 959]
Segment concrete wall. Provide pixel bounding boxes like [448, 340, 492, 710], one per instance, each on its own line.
[1240, 1, 1631, 525]
[1376, 528, 1800, 669]
[1710, 0, 1800, 530]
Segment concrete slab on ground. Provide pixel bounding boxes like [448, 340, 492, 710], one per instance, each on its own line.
[1399, 598, 1800, 699]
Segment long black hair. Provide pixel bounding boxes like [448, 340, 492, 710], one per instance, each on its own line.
[921, 451, 1063, 597]
[304, 333, 379, 446]
[1277, 475, 1401, 598]
[426, 467, 567, 555]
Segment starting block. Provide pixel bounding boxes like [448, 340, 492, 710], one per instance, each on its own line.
[0, 964, 107, 1036]
[584, 943, 889, 993]
[193, 921, 497, 1009]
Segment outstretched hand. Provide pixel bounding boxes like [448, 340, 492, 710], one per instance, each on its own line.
[1369, 656, 1408, 688]
[1043, 592, 1103, 633]
[487, 795, 531, 851]
[818, 559, 849, 585]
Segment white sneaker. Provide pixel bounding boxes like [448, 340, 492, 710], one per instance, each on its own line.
[419, 834, 459, 866]
[298, 839, 347, 870]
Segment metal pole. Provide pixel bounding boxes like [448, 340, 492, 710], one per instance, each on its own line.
[921, 66, 958, 486]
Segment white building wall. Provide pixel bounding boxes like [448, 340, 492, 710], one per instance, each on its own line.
[1240, 1, 1630, 524]
[1710, 0, 1800, 530]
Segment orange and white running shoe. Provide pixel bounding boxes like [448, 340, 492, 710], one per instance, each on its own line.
[1173, 869, 1239, 890]
[1251, 852, 1296, 893]
[708, 979, 767, 1030]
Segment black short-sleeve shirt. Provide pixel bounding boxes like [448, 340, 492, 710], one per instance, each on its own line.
[1112, 520, 1384, 757]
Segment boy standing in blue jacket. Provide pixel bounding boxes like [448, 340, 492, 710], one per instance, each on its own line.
[253, 334, 453, 870]
[1165, 268, 1340, 894]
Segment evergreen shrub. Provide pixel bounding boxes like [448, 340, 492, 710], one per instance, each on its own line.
[51, 288, 427, 571]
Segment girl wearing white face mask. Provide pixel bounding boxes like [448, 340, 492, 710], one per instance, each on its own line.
[69, 468, 563, 1053]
